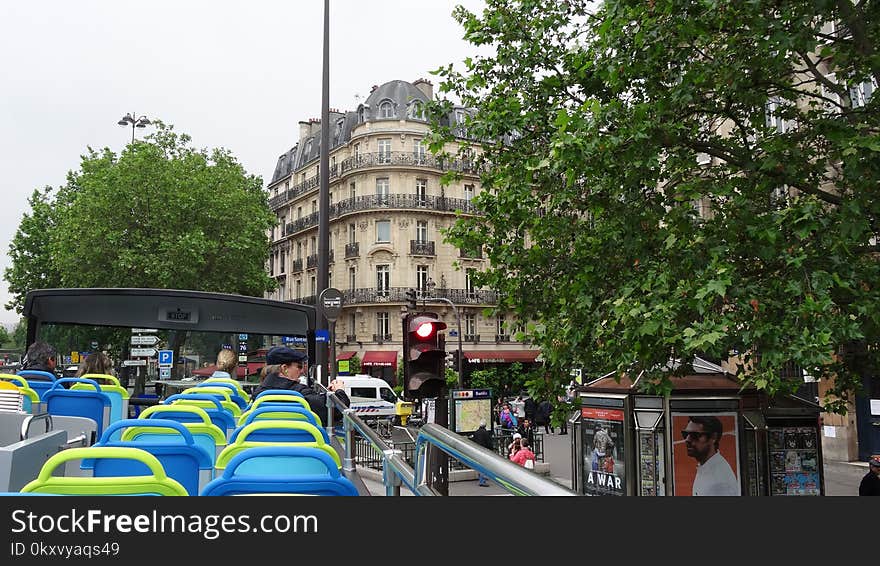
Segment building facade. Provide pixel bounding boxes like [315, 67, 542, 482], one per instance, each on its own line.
[265, 79, 539, 385]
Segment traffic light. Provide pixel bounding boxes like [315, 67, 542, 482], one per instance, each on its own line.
[403, 312, 447, 398]
[405, 288, 417, 310]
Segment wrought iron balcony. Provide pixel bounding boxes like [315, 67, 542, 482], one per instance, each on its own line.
[292, 258, 303, 273]
[269, 151, 483, 210]
[410, 240, 435, 256]
[340, 287, 498, 306]
[373, 333, 393, 343]
[345, 334, 357, 343]
[465, 334, 481, 343]
[459, 246, 483, 259]
[495, 334, 510, 342]
[285, 194, 478, 236]
[344, 242, 359, 258]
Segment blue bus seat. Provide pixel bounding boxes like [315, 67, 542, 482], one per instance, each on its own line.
[44, 378, 111, 438]
[17, 370, 57, 401]
[200, 446, 357, 496]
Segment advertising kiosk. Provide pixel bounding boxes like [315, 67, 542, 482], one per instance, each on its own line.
[572, 367, 823, 496]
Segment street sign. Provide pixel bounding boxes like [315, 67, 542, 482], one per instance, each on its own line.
[159, 368, 171, 379]
[131, 335, 160, 346]
[90, 341, 99, 350]
[71, 351, 80, 364]
[158, 350, 173, 367]
[130, 348, 157, 357]
[319, 287, 343, 321]
[238, 334, 248, 341]
[132, 328, 158, 333]
[316, 329, 330, 343]
[238, 355, 247, 362]
[122, 360, 147, 367]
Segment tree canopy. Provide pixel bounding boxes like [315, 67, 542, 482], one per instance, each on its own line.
[433, 0, 880, 411]
[5, 122, 276, 313]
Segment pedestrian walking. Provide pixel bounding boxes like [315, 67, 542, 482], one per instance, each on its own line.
[859, 457, 880, 496]
[471, 420, 494, 487]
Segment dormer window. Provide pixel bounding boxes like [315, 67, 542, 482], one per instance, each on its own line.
[358, 106, 366, 123]
[334, 118, 345, 140]
[408, 101, 425, 120]
[304, 139, 313, 158]
[379, 100, 395, 119]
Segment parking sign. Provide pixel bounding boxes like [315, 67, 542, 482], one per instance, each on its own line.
[158, 350, 173, 367]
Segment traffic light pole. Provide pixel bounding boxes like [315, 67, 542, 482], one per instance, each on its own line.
[432, 388, 449, 496]
[426, 296, 463, 388]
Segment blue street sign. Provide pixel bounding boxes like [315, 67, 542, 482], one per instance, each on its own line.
[315, 329, 330, 343]
[238, 334, 248, 341]
[158, 350, 173, 367]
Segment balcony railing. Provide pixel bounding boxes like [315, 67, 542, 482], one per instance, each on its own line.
[465, 334, 481, 343]
[269, 151, 483, 210]
[288, 287, 498, 308]
[345, 334, 357, 343]
[306, 254, 318, 269]
[459, 247, 483, 259]
[344, 242, 359, 258]
[373, 333, 393, 343]
[495, 334, 510, 342]
[410, 240, 435, 256]
[292, 258, 303, 273]
[283, 194, 479, 236]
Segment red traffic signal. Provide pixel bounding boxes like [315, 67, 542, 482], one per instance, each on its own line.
[403, 313, 447, 398]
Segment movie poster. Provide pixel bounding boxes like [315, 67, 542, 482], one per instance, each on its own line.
[768, 426, 820, 496]
[581, 407, 626, 496]
[671, 412, 741, 496]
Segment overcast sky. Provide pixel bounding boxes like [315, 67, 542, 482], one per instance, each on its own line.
[0, 0, 486, 327]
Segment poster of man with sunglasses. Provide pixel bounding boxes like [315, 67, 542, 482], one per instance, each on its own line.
[672, 413, 740, 496]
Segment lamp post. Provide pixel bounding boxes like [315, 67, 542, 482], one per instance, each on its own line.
[425, 277, 464, 388]
[117, 112, 151, 143]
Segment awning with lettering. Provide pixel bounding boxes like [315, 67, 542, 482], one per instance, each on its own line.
[361, 350, 398, 369]
[463, 350, 541, 364]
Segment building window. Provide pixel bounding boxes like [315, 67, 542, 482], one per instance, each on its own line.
[464, 184, 475, 203]
[414, 139, 426, 163]
[310, 276, 317, 296]
[297, 206, 302, 219]
[408, 101, 425, 120]
[378, 138, 392, 164]
[349, 313, 357, 339]
[497, 315, 507, 338]
[270, 253, 275, 276]
[278, 285, 285, 301]
[466, 269, 477, 296]
[416, 220, 428, 243]
[379, 100, 394, 118]
[417, 265, 429, 292]
[465, 313, 476, 336]
[279, 251, 286, 274]
[415, 178, 427, 205]
[296, 280, 302, 299]
[348, 223, 356, 244]
[354, 143, 360, 158]
[765, 96, 789, 134]
[311, 199, 317, 214]
[349, 181, 356, 199]
[376, 265, 390, 297]
[377, 312, 390, 338]
[349, 267, 356, 291]
[376, 220, 391, 243]
[376, 178, 390, 204]
[850, 77, 876, 108]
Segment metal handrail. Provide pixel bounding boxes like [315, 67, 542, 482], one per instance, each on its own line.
[20, 412, 53, 441]
[323, 386, 577, 496]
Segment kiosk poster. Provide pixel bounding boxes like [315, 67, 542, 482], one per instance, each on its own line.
[581, 407, 625, 496]
[672, 412, 741, 496]
[768, 426, 820, 496]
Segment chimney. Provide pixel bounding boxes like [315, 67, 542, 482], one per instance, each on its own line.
[298, 120, 311, 142]
[309, 117, 321, 137]
[413, 78, 433, 100]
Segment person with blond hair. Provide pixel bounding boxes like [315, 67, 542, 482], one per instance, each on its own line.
[211, 348, 238, 379]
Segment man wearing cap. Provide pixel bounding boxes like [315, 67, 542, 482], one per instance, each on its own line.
[858, 457, 880, 496]
[253, 346, 349, 426]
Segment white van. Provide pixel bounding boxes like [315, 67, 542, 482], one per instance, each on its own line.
[335, 375, 410, 421]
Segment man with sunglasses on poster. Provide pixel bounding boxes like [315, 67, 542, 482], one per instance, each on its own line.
[683, 416, 740, 496]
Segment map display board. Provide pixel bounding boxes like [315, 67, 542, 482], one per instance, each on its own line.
[450, 389, 492, 434]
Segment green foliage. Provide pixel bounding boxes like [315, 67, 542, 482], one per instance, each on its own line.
[433, 0, 880, 412]
[470, 362, 532, 399]
[4, 122, 276, 313]
[348, 355, 362, 375]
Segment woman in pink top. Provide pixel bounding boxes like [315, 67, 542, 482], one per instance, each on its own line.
[510, 438, 537, 468]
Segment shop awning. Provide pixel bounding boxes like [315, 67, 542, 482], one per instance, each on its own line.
[463, 350, 541, 364]
[361, 350, 398, 369]
[336, 351, 356, 361]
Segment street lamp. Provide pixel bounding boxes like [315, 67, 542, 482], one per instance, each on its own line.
[117, 112, 152, 143]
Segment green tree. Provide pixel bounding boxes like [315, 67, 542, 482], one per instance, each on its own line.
[434, 0, 880, 412]
[5, 123, 277, 391]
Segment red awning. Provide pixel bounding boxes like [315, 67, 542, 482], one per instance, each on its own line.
[336, 351, 356, 361]
[361, 350, 398, 369]
[463, 350, 541, 363]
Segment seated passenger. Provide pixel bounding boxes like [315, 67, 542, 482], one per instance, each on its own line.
[211, 348, 238, 379]
[21, 341, 59, 380]
[252, 346, 349, 427]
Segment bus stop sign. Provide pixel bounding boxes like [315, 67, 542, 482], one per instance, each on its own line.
[320, 288, 343, 322]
